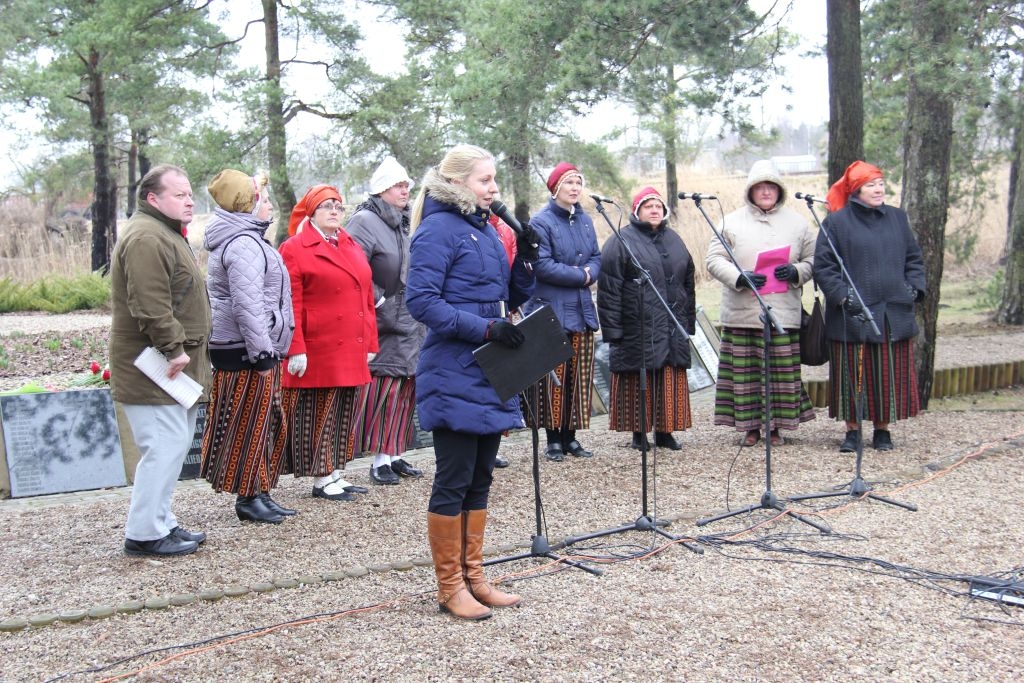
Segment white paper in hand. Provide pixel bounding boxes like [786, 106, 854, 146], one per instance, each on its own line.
[132, 347, 203, 408]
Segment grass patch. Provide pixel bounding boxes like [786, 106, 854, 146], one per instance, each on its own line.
[0, 272, 110, 313]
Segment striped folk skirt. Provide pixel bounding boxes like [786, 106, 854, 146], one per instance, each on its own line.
[608, 366, 692, 433]
[827, 337, 920, 423]
[355, 375, 417, 456]
[524, 330, 596, 431]
[279, 385, 360, 477]
[713, 327, 815, 432]
[200, 366, 287, 496]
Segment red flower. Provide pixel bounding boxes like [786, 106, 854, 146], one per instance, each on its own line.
[102, 369, 111, 381]
[90, 361, 101, 374]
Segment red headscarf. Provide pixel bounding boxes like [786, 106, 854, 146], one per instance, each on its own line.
[826, 160, 883, 211]
[287, 184, 344, 237]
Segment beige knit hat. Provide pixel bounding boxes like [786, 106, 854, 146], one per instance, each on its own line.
[208, 169, 258, 214]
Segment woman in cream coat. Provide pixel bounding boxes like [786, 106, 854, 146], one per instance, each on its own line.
[706, 160, 816, 447]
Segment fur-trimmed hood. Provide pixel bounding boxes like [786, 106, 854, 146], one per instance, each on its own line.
[421, 167, 481, 215]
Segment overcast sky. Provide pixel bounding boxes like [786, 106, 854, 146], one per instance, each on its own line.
[0, 0, 829, 190]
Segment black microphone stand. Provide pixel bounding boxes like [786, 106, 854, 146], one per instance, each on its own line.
[786, 196, 916, 511]
[689, 196, 830, 533]
[560, 199, 702, 555]
[485, 378, 603, 574]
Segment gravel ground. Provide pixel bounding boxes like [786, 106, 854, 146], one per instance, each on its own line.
[1, 312, 1024, 681]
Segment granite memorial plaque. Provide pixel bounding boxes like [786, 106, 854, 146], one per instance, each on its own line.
[1, 389, 126, 497]
[179, 402, 207, 480]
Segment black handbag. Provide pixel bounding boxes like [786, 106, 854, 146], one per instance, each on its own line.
[800, 285, 828, 366]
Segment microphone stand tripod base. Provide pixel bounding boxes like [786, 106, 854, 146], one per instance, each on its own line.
[696, 490, 832, 534]
[788, 476, 917, 512]
[561, 516, 704, 555]
[484, 534, 604, 575]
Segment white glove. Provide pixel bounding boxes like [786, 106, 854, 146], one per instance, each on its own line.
[367, 352, 377, 362]
[287, 353, 307, 377]
[375, 295, 386, 309]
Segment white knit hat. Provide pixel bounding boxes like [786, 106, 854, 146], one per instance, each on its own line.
[369, 156, 413, 195]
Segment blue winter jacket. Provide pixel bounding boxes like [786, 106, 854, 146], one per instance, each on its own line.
[521, 198, 601, 332]
[407, 188, 535, 434]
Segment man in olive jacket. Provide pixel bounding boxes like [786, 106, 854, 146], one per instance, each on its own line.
[110, 164, 212, 557]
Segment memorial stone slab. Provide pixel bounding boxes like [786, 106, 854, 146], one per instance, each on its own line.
[1, 389, 126, 497]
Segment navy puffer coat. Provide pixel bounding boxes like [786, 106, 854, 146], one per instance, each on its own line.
[406, 173, 535, 433]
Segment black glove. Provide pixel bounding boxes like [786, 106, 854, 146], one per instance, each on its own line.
[516, 224, 541, 262]
[486, 320, 525, 348]
[736, 271, 767, 290]
[843, 291, 864, 317]
[906, 282, 925, 302]
[774, 264, 799, 283]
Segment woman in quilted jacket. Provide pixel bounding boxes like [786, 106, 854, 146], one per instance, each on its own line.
[200, 169, 296, 524]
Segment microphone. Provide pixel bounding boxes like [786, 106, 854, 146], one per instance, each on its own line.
[795, 192, 827, 204]
[489, 199, 524, 238]
[490, 199, 539, 250]
[678, 191, 717, 201]
[590, 193, 616, 204]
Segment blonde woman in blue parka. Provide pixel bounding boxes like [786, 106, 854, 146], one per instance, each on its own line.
[406, 144, 538, 621]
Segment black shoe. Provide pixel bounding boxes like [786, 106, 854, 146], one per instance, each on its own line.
[259, 492, 297, 517]
[545, 443, 564, 462]
[630, 432, 650, 450]
[370, 464, 400, 485]
[125, 533, 198, 557]
[170, 525, 206, 544]
[839, 430, 861, 453]
[654, 432, 682, 450]
[494, 454, 510, 468]
[343, 484, 369, 494]
[235, 495, 285, 523]
[311, 482, 357, 501]
[564, 440, 594, 458]
[391, 458, 423, 478]
[872, 429, 894, 451]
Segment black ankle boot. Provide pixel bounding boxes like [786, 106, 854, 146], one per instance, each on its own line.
[631, 432, 650, 450]
[259, 492, 297, 516]
[563, 430, 593, 458]
[235, 495, 284, 524]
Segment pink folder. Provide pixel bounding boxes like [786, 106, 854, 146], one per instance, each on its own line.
[753, 246, 793, 295]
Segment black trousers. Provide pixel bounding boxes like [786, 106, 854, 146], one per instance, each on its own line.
[428, 429, 501, 516]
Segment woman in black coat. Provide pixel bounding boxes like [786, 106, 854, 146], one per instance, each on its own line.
[597, 187, 695, 451]
[813, 161, 927, 453]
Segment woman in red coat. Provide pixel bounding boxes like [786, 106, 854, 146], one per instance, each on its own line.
[279, 185, 379, 502]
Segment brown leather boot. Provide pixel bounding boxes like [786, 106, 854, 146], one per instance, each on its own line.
[427, 512, 492, 620]
[463, 509, 522, 608]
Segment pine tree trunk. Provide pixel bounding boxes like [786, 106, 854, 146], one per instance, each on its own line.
[87, 48, 116, 274]
[265, 0, 297, 245]
[902, 1, 957, 409]
[826, 0, 864, 185]
[663, 63, 679, 214]
[997, 134, 1024, 324]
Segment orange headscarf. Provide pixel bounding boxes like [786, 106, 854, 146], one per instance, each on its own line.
[287, 184, 344, 237]
[825, 160, 883, 211]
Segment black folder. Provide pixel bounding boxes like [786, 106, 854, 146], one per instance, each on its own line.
[473, 304, 573, 402]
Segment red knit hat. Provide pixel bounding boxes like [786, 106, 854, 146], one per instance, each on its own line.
[287, 184, 343, 237]
[631, 186, 669, 220]
[546, 162, 583, 197]
[825, 160, 883, 211]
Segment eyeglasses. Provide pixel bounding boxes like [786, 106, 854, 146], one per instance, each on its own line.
[316, 201, 345, 213]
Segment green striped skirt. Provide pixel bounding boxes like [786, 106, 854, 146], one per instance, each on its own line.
[713, 327, 815, 432]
